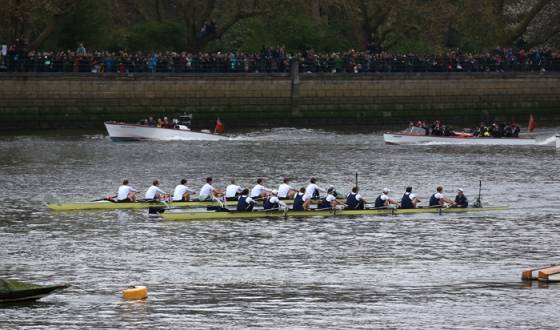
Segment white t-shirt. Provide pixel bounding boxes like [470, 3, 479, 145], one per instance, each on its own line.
[278, 183, 293, 198]
[173, 184, 194, 201]
[225, 184, 242, 198]
[434, 192, 443, 200]
[304, 183, 324, 199]
[325, 194, 337, 203]
[199, 183, 214, 200]
[354, 193, 362, 201]
[379, 194, 389, 201]
[145, 185, 165, 199]
[251, 184, 271, 197]
[267, 195, 286, 208]
[409, 193, 416, 200]
[117, 185, 137, 201]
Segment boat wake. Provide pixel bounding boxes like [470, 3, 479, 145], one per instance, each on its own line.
[537, 135, 558, 145]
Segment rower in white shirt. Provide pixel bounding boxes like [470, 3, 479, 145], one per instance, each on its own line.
[117, 179, 138, 202]
[250, 178, 272, 199]
[225, 179, 243, 201]
[303, 177, 326, 210]
[172, 179, 196, 202]
[145, 180, 168, 201]
[263, 190, 288, 211]
[278, 177, 297, 199]
[318, 187, 343, 210]
[199, 177, 224, 201]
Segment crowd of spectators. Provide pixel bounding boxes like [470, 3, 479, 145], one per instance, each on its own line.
[1, 41, 559, 74]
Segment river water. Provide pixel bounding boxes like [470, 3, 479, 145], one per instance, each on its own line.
[1, 128, 560, 329]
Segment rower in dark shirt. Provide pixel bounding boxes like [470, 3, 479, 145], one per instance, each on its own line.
[454, 188, 468, 208]
[236, 188, 255, 211]
[345, 186, 365, 210]
[400, 186, 420, 209]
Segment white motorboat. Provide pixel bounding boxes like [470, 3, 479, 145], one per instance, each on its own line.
[383, 127, 556, 146]
[105, 115, 228, 141]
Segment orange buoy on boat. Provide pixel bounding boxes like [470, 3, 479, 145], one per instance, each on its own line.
[522, 264, 557, 280]
[538, 266, 560, 282]
[122, 286, 148, 300]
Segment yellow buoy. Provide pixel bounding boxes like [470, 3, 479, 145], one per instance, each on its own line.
[122, 286, 148, 300]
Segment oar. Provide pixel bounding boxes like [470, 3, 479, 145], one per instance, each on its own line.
[473, 180, 483, 208]
[90, 195, 116, 202]
[364, 204, 398, 210]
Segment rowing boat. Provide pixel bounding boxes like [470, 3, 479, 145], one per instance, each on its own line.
[160, 206, 507, 221]
[383, 126, 556, 146]
[48, 198, 343, 211]
[0, 279, 69, 303]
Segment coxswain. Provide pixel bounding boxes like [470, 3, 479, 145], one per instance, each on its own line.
[429, 186, 456, 207]
[278, 177, 297, 199]
[250, 178, 272, 199]
[345, 186, 365, 210]
[263, 190, 287, 211]
[198, 177, 223, 201]
[172, 179, 196, 202]
[374, 188, 399, 208]
[400, 186, 420, 209]
[318, 187, 343, 210]
[303, 177, 326, 210]
[225, 179, 243, 201]
[145, 180, 168, 201]
[292, 188, 306, 211]
[117, 179, 138, 202]
[454, 188, 468, 208]
[236, 188, 255, 211]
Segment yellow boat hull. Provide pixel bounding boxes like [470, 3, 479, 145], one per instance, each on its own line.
[161, 206, 508, 221]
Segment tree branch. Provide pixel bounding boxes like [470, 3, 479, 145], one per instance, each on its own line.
[506, 0, 552, 44]
[527, 25, 560, 48]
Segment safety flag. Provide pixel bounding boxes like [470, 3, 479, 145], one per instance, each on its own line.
[528, 114, 536, 132]
[214, 117, 224, 134]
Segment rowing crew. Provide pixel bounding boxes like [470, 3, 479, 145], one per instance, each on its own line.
[114, 177, 317, 203]
[114, 178, 468, 210]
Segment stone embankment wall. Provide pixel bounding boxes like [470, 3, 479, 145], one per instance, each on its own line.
[0, 72, 559, 130]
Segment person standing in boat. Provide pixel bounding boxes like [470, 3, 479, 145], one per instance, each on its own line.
[345, 186, 365, 210]
[225, 179, 243, 201]
[454, 188, 468, 208]
[199, 177, 223, 201]
[400, 186, 420, 209]
[375, 188, 399, 208]
[429, 186, 456, 207]
[236, 188, 256, 211]
[145, 180, 168, 201]
[292, 188, 306, 211]
[117, 179, 138, 202]
[278, 177, 297, 199]
[250, 178, 272, 199]
[303, 177, 326, 210]
[263, 190, 287, 211]
[172, 179, 196, 202]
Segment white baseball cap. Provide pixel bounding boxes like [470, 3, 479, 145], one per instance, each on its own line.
[457, 188, 464, 192]
[383, 188, 389, 193]
[272, 189, 278, 195]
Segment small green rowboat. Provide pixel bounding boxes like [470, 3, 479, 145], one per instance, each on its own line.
[160, 206, 508, 221]
[0, 279, 69, 303]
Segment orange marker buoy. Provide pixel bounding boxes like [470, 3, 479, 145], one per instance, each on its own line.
[122, 286, 148, 300]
